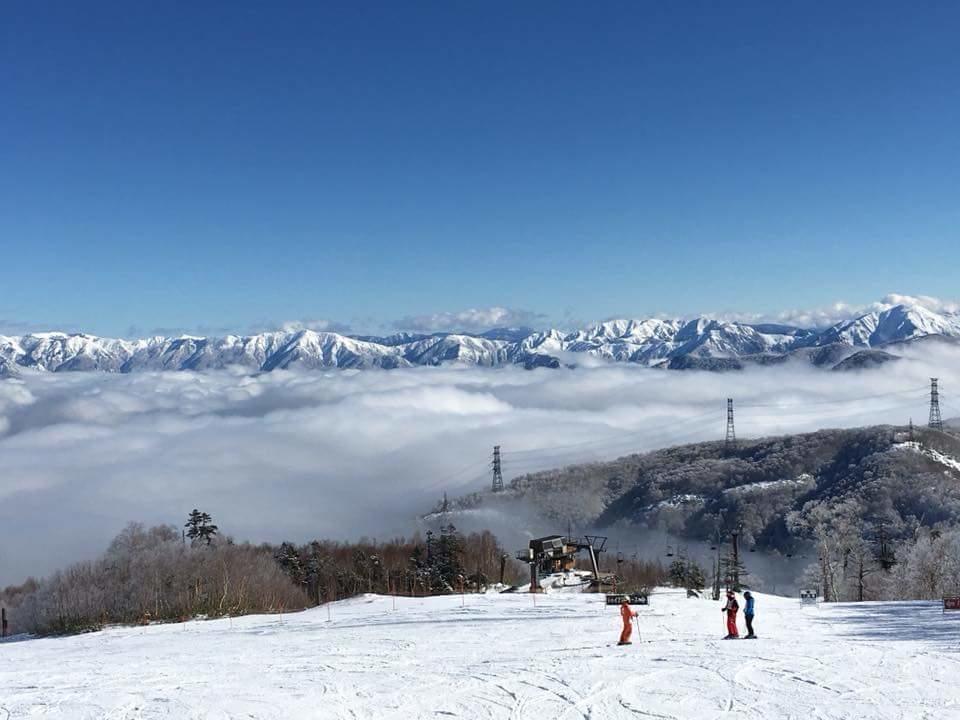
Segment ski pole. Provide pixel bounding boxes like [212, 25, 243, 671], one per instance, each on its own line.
[634, 615, 641, 643]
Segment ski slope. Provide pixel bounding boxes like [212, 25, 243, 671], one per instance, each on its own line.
[2, 589, 959, 719]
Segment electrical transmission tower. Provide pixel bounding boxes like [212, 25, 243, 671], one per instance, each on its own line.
[725, 398, 736, 452]
[929, 378, 943, 431]
[491, 445, 504, 492]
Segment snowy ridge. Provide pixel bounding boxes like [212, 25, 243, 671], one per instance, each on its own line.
[896, 441, 960, 474]
[644, 493, 706, 510]
[721, 474, 815, 495]
[3, 301, 960, 374]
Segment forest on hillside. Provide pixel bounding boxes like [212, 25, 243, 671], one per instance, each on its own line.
[450, 425, 960, 601]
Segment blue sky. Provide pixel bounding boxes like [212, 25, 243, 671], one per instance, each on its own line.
[2, 2, 959, 336]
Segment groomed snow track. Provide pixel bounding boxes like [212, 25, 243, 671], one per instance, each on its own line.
[2, 590, 959, 719]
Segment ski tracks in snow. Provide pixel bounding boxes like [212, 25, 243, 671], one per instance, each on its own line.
[3, 591, 960, 718]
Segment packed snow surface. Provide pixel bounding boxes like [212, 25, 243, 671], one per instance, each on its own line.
[2, 589, 959, 718]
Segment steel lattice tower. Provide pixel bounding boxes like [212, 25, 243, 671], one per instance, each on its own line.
[491, 445, 504, 492]
[929, 378, 943, 431]
[725, 398, 736, 451]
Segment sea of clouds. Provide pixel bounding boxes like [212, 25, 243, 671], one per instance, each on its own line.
[2, 345, 959, 587]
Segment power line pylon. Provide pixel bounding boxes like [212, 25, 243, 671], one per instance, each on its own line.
[929, 378, 943, 431]
[491, 445, 504, 492]
[725, 398, 736, 452]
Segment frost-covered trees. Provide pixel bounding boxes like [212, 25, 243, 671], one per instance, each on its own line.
[887, 530, 960, 600]
[0, 522, 307, 635]
[480, 425, 960, 593]
[270, 526, 522, 601]
[787, 498, 890, 602]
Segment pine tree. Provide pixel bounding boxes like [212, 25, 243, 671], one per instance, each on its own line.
[685, 562, 706, 592]
[185, 509, 219, 546]
[274, 542, 303, 583]
[428, 524, 466, 592]
[720, 550, 748, 591]
[668, 559, 688, 587]
[669, 558, 706, 591]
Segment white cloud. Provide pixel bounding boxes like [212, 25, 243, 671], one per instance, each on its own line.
[3, 348, 960, 587]
[880, 294, 960, 315]
[277, 319, 353, 334]
[714, 294, 960, 329]
[394, 307, 546, 333]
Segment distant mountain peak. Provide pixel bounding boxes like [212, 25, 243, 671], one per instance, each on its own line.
[3, 299, 959, 375]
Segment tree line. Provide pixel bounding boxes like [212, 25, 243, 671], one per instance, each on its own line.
[271, 525, 527, 602]
[0, 515, 537, 636]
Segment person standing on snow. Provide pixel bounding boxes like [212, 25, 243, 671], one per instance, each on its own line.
[743, 591, 756, 638]
[722, 590, 739, 639]
[619, 599, 638, 645]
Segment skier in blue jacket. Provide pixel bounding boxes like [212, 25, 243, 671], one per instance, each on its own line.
[743, 591, 756, 639]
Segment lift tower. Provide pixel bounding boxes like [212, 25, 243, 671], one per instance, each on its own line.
[929, 378, 943, 431]
[725, 398, 737, 452]
[491, 445, 504, 492]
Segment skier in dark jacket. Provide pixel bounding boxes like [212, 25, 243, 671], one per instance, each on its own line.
[722, 591, 739, 639]
[743, 591, 756, 638]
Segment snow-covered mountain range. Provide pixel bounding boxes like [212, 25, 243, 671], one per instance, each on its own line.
[3, 302, 960, 374]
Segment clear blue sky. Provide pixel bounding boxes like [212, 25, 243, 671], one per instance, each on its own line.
[2, 2, 958, 336]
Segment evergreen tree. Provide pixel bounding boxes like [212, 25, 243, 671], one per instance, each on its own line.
[668, 558, 706, 591]
[684, 562, 706, 592]
[720, 550, 749, 591]
[274, 542, 303, 583]
[425, 524, 466, 592]
[668, 559, 688, 587]
[185, 509, 218, 546]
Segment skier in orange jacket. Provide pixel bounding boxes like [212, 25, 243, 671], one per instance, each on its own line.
[619, 599, 638, 645]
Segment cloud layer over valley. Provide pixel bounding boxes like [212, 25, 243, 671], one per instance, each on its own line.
[2, 346, 960, 586]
